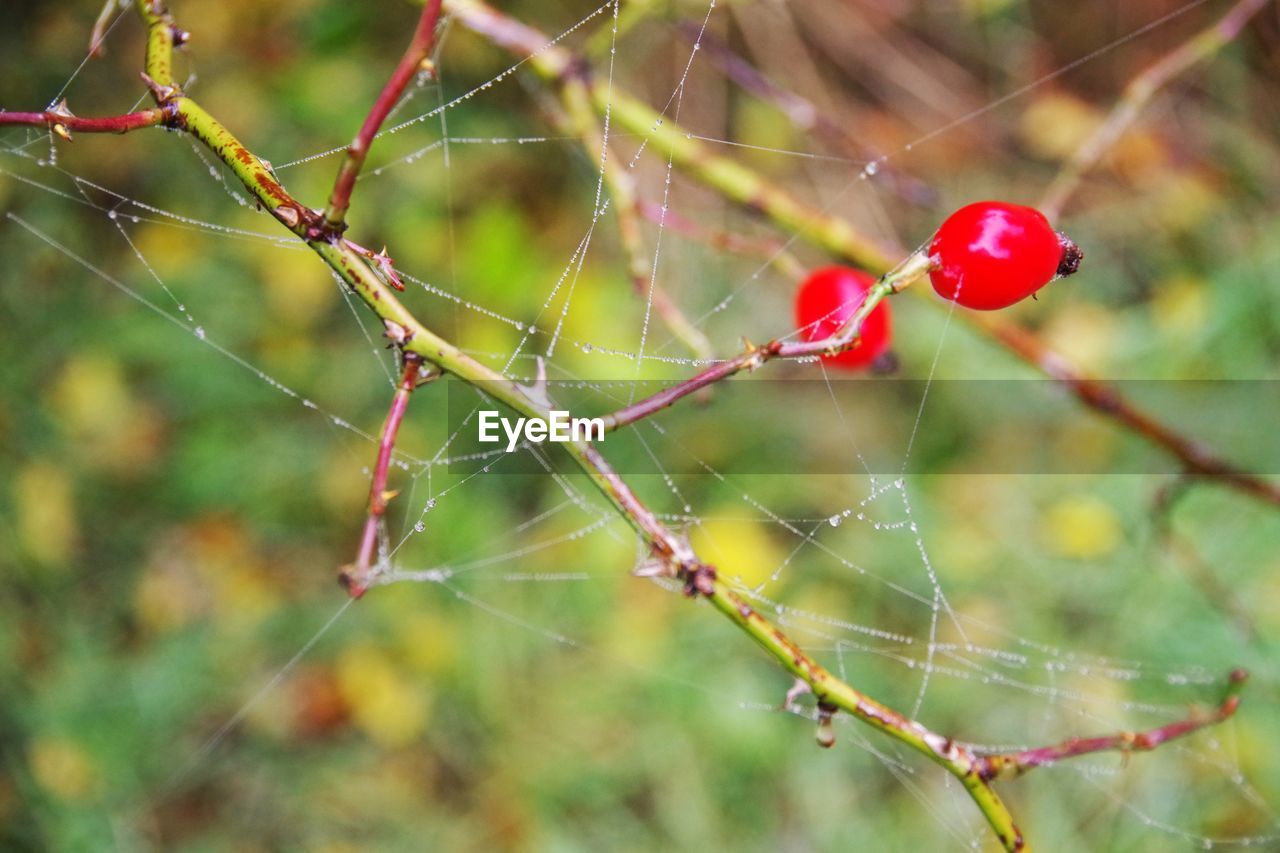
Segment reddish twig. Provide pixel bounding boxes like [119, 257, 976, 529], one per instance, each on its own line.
[0, 105, 171, 138]
[322, 0, 444, 232]
[599, 252, 931, 432]
[339, 352, 429, 598]
[977, 669, 1248, 780]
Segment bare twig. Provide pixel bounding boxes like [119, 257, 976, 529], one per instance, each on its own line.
[0, 105, 170, 137]
[322, 0, 444, 233]
[1039, 0, 1272, 220]
[977, 669, 1248, 780]
[89, 0, 122, 58]
[340, 352, 430, 598]
[598, 251, 931, 432]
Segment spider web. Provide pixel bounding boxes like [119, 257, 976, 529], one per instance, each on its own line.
[2, 0, 1277, 848]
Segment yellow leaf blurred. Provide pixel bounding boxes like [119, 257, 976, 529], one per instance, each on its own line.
[397, 610, 459, 677]
[1148, 171, 1222, 234]
[134, 519, 279, 634]
[1110, 126, 1170, 185]
[28, 736, 96, 801]
[131, 221, 198, 281]
[1150, 276, 1208, 337]
[318, 449, 370, 519]
[1041, 303, 1118, 375]
[605, 580, 676, 667]
[133, 560, 208, 634]
[1042, 494, 1122, 560]
[49, 354, 130, 434]
[689, 515, 786, 590]
[13, 461, 77, 568]
[48, 355, 163, 474]
[251, 240, 337, 329]
[336, 644, 431, 747]
[1019, 92, 1102, 162]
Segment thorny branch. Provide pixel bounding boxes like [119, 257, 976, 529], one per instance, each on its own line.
[0, 2, 1255, 850]
[975, 669, 1248, 780]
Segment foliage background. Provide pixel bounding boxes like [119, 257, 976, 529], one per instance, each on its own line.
[2, 0, 1278, 849]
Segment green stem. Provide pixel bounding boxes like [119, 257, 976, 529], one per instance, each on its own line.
[704, 578, 1025, 851]
[137, 0, 176, 89]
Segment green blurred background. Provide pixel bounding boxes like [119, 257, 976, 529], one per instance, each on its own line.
[2, 0, 1279, 849]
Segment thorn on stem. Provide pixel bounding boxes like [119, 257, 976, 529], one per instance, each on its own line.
[139, 71, 179, 105]
[48, 99, 75, 142]
[518, 356, 555, 410]
[783, 678, 811, 712]
[414, 362, 442, 387]
[631, 558, 668, 579]
[383, 319, 413, 347]
[275, 206, 300, 229]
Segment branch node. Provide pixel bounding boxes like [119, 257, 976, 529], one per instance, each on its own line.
[337, 565, 368, 599]
[48, 99, 75, 142]
[681, 562, 717, 598]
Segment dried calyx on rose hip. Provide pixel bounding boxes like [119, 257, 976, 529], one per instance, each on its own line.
[928, 201, 1083, 310]
[794, 266, 892, 370]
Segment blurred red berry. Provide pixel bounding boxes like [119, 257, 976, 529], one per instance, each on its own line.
[794, 266, 891, 370]
[928, 201, 1080, 310]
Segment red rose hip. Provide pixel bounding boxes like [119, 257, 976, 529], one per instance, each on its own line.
[928, 201, 1081, 310]
[794, 266, 891, 370]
